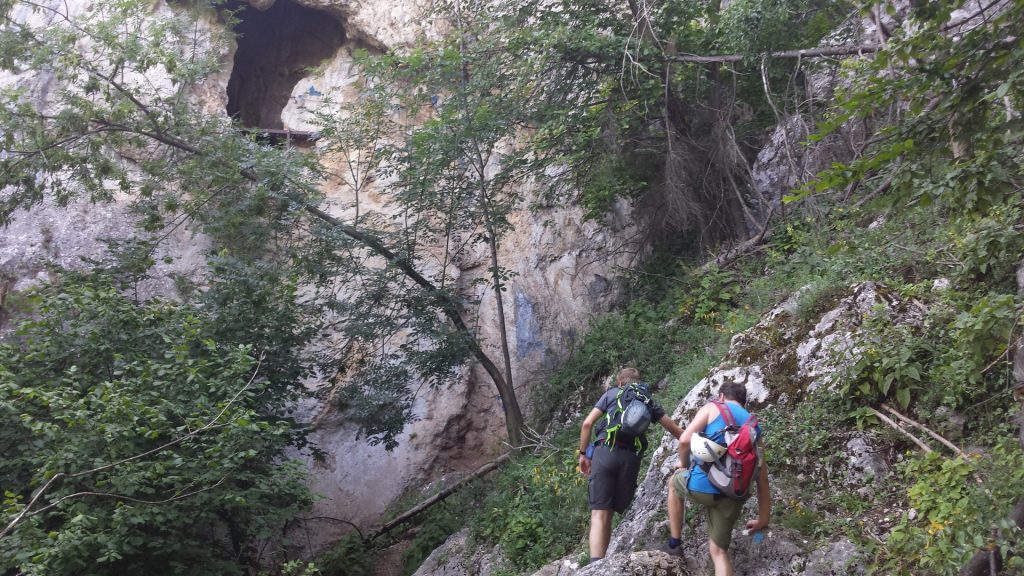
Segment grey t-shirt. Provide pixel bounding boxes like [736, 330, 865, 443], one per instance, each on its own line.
[593, 385, 666, 448]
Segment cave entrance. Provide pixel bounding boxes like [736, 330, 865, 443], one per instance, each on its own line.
[225, 0, 345, 130]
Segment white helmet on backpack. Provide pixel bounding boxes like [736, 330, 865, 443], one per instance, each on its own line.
[691, 432, 727, 463]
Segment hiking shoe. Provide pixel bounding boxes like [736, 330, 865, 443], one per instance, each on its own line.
[658, 541, 685, 558]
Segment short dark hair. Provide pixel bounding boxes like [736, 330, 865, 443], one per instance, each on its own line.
[719, 381, 747, 406]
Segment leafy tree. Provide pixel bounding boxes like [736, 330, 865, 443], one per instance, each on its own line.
[0, 0, 531, 448]
[0, 276, 313, 575]
[793, 0, 1024, 214]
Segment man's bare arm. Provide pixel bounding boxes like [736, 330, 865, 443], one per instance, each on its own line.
[659, 414, 683, 440]
[746, 440, 771, 530]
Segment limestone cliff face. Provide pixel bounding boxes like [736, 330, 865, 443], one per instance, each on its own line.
[0, 0, 643, 553]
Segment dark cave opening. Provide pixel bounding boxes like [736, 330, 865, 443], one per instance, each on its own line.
[225, 0, 346, 129]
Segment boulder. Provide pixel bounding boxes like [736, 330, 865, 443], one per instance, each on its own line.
[412, 529, 511, 576]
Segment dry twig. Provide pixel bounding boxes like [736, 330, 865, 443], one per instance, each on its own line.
[869, 407, 932, 453]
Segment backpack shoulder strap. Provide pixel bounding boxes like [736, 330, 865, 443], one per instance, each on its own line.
[604, 387, 627, 425]
[746, 414, 760, 440]
[711, 399, 736, 427]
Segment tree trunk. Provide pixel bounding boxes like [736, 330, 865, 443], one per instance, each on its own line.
[366, 452, 512, 542]
[480, 190, 524, 447]
[306, 203, 525, 447]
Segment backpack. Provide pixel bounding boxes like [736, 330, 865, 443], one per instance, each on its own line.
[699, 400, 761, 499]
[602, 383, 654, 449]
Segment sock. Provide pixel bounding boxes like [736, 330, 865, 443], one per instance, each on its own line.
[668, 537, 681, 549]
[590, 557, 603, 563]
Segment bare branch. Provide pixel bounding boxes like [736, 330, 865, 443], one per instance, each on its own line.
[880, 403, 965, 457]
[365, 452, 512, 542]
[668, 44, 881, 64]
[869, 407, 932, 453]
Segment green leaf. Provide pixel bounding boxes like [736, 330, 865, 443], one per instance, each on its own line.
[896, 387, 911, 410]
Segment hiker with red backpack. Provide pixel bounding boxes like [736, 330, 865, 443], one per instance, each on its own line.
[661, 381, 771, 576]
[578, 367, 683, 564]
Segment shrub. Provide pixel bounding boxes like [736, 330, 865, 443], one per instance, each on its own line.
[837, 312, 930, 410]
[872, 439, 1024, 575]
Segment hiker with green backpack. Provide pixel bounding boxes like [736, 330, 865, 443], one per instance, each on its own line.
[578, 367, 683, 564]
[661, 380, 771, 576]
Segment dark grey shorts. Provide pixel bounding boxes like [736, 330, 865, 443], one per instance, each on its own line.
[588, 444, 642, 513]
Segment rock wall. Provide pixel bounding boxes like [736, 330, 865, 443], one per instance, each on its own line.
[0, 0, 644, 555]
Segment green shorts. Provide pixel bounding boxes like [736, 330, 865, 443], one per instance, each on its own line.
[671, 470, 746, 550]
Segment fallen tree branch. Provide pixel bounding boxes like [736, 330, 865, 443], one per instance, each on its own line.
[869, 407, 932, 453]
[365, 452, 512, 543]
[668, 44, 880, 64]
[699, 204, 776, 273]
[853, 171, 896, 208]
[295, 516, 365, 541]
[880, 403, 965, 457]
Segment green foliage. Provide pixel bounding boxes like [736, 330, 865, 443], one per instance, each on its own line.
[778, 500, 826, 537]
[713, 0, 854, 55]
[793, 280, 848, 327]
[791, 1, 1024, 214]
[676, 265, 741, 326]
[762, 394, 848, 468]
[531, 299, 680, 428]
[277, 562, 323, 576]
[950, 204, 1024, 286]
[471, 449, 588, 570]
[316, 534, 371, 576]
[871, 440, 1024, 575]
[930, 292, 1020, 409]
[837, 312, 928, 410]
[0, 276, 313, 575]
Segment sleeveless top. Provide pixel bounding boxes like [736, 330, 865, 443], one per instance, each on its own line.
[687, 401, 756, 494]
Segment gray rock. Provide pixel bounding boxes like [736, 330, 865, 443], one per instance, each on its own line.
[803, 539, 866, 576]
[412, 529, 511, 576]
[933, 406, 968, 441]
[844, 434, 888, 485]
[577, 550, 690, 576]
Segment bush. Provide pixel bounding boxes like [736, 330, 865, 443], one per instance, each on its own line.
[0, 277, 313, 575]
[837, 312, 930, 410]
[316, 534, 371, 576]
[872, 439, 1024, 575]
[531, 300, 679, 430]
[470, 445, 588, 570]
[676, 265, 741, 326]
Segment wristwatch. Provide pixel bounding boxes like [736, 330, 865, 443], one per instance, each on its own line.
[579, 449, 588, 456]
